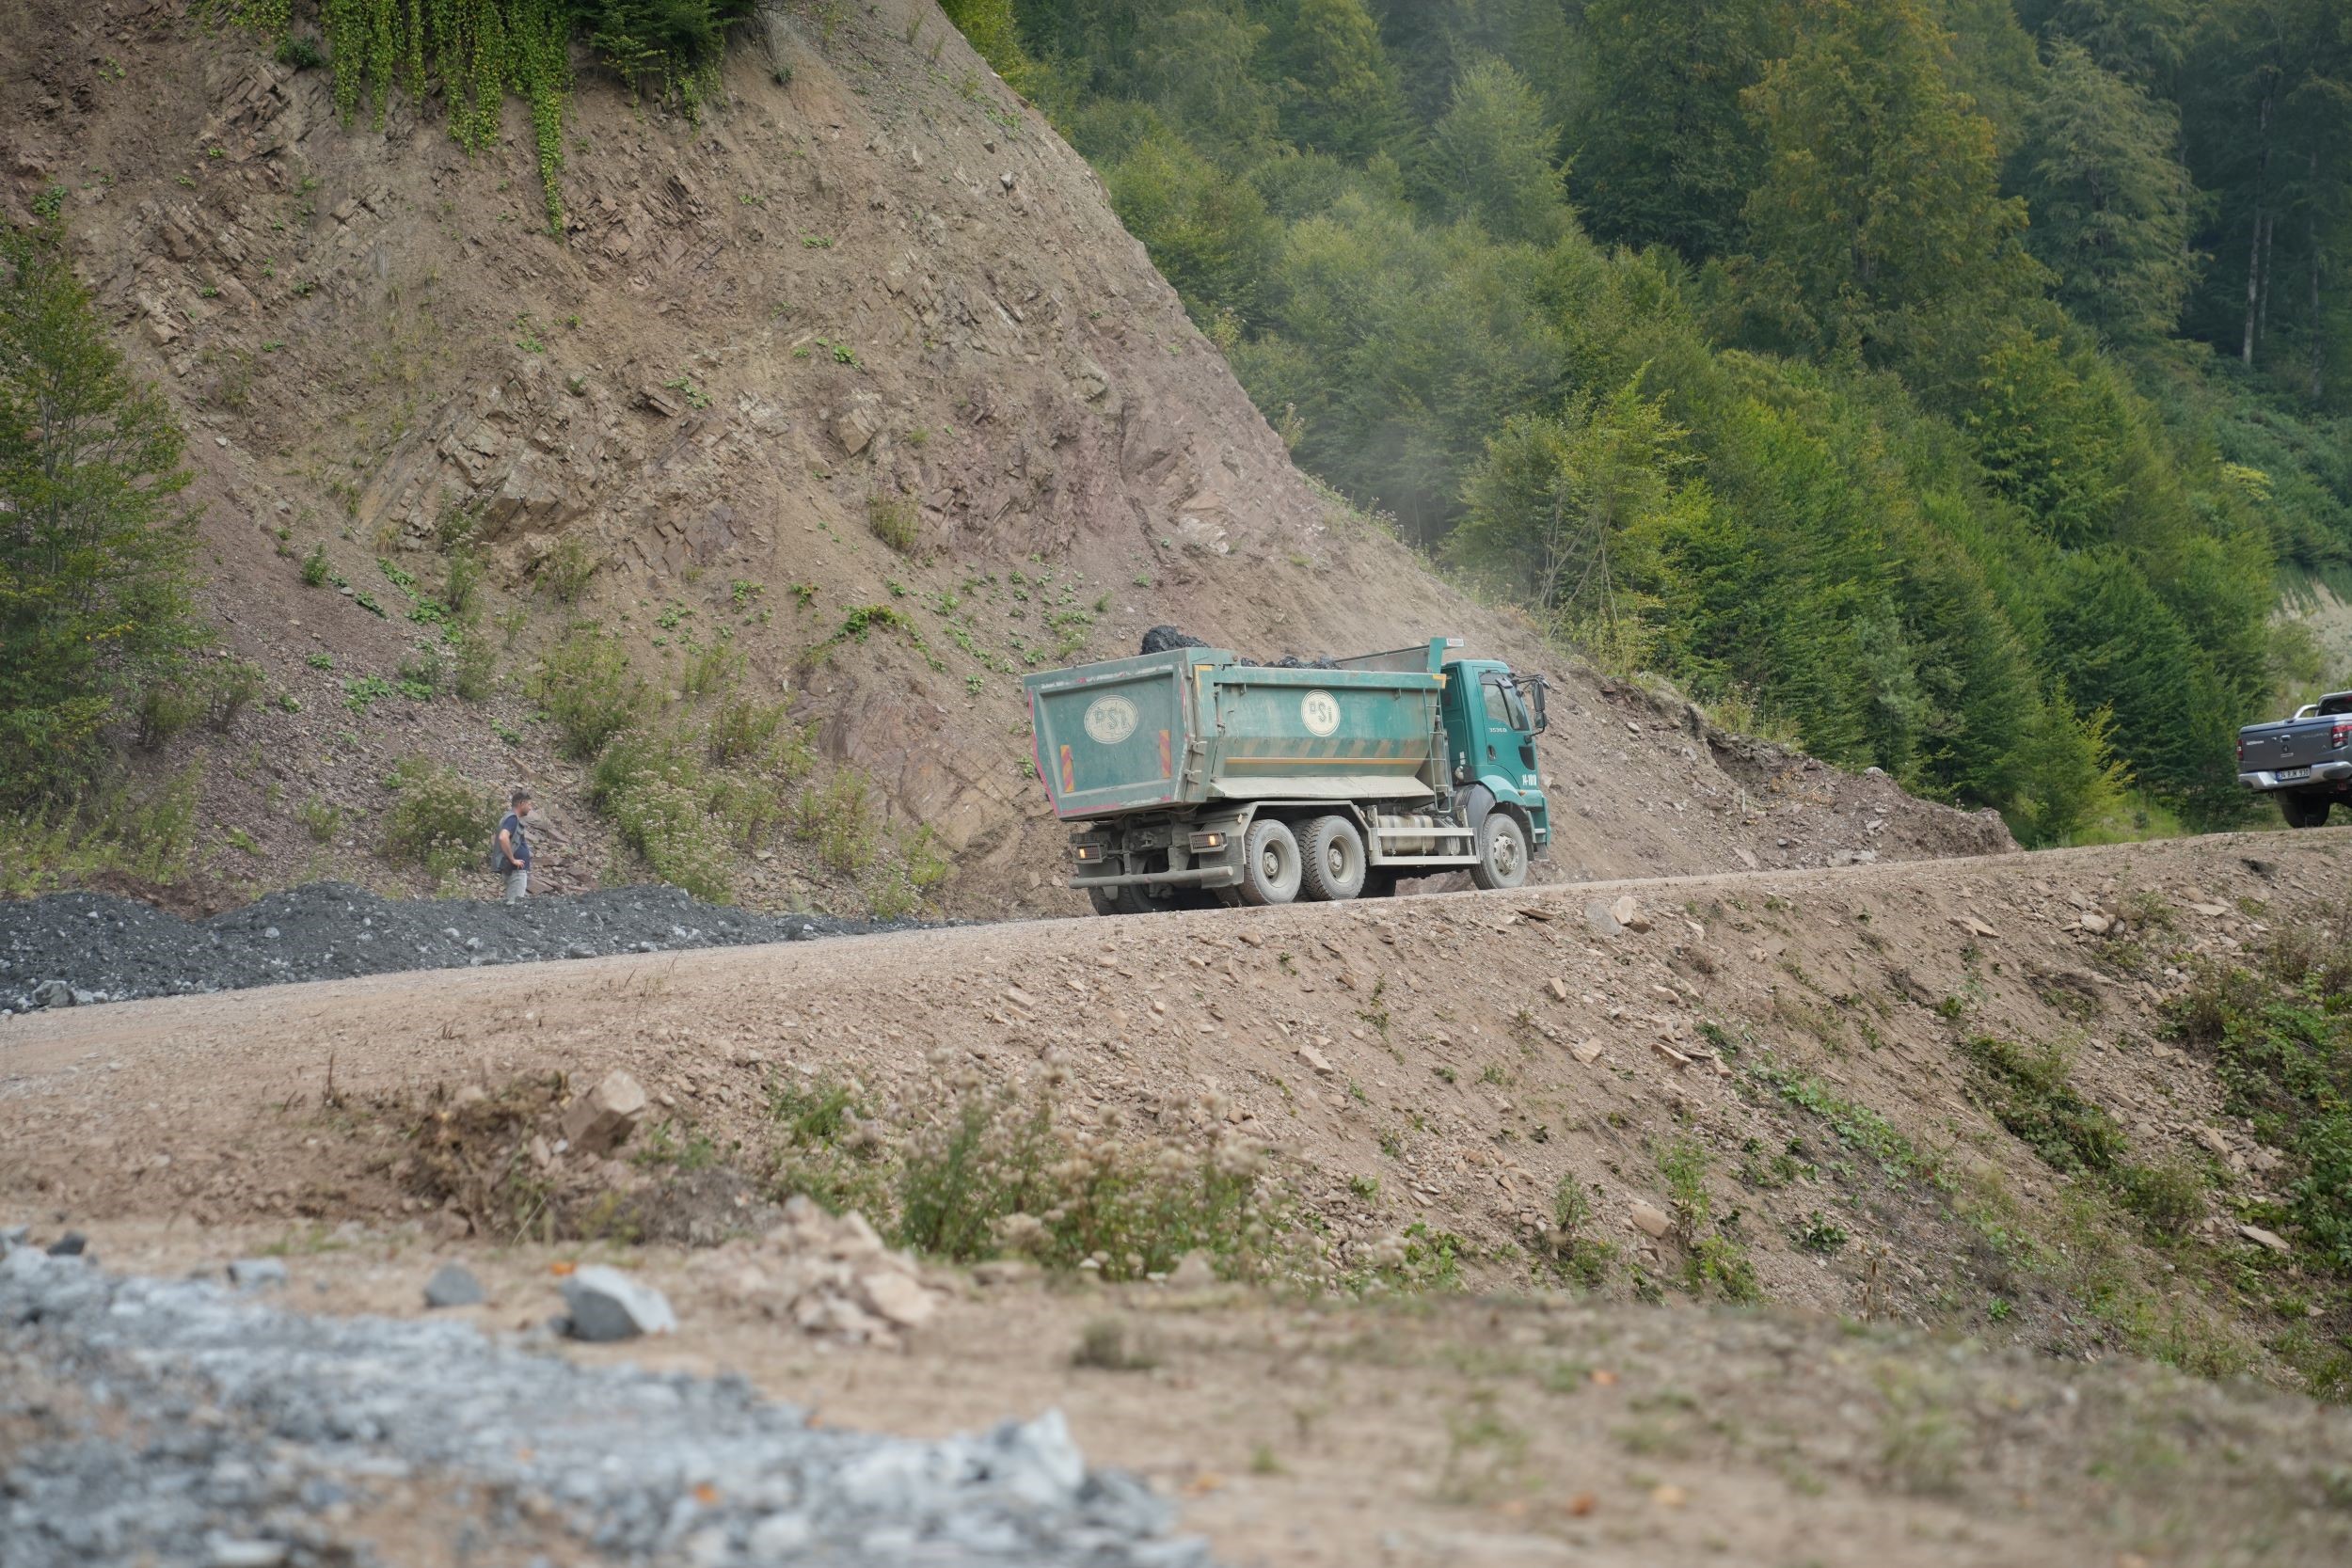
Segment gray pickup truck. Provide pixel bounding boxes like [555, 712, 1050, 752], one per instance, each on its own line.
[2238, 691, 2352, 827]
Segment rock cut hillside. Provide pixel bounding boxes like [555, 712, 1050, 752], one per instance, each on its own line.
[0, 0, 2010, 914]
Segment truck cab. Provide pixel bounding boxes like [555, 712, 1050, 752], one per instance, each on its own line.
[1439, 658, 1551, 859]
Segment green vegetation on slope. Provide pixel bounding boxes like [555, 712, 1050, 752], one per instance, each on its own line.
[944, 0, 2352, 844]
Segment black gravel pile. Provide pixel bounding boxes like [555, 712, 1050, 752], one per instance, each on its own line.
[0, 883, 921, 1015]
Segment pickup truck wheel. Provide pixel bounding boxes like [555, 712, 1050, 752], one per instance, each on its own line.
[1237, 819, 1302, 906]
[1470, 812, 1529, 891]
[2280, 792, 2332, 829]
[1300, 815, 1367, 901]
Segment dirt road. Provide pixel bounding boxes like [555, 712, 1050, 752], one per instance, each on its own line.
[6, 830, 2352, 1565]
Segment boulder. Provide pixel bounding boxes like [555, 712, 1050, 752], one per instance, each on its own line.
[560, 1265, 677, 1341]
[423, 1262, 486, 1309]
[560, 1070, 648, 1155]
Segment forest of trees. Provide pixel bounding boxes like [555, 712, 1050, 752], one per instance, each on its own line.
[945, 0, 2352, 843]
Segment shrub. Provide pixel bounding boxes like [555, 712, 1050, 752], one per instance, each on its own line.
[586, 730, 734, 900]
[894, 1074, 1271, 1280]
[530, 628, 646, 757]
[452, 631, 496, 701]
[866, 492, 920, 554]
[273, 33, 326, 70]
[382, 756, 487, 879]
[1962, 1036, 2127, 1173]
[203, 657, 264, 728]
[2119, 1162, 2207, 1241]
[135, 681, 204, 749]
[297, 795, 342, 842]
[541, 534, 597, 604]
[300, 541, 330, 585]
[442, 548, 482, 617]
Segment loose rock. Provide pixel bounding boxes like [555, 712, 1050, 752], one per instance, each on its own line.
[561, 1264, 677, 1341]
[561, 1069, 649, 1155]
[423, 1262, 485, 1308]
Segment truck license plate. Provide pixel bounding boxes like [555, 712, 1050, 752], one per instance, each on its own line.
[2278, 768, 2311, 781]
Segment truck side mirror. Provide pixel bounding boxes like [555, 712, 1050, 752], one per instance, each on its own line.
[1522, 674, 1549, 734]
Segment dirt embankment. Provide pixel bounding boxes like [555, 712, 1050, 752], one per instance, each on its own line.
[7, 830, 2352, 1566]
[1, 0, 2007, 918]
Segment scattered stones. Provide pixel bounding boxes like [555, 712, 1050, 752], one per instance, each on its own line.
[226, 1258, 288, 1291]
[1570, 1039, 1604, 1066]
[560, 1264, 678, 1341]
[2080, 912, 2113, 934]
[2190, 1126, 2232, 1159]
[423, 1263, 485, 1309]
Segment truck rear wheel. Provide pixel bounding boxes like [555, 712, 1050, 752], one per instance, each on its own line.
[1470, 812, 1529, 891]
[1087, 887, 1123, 916]
[1299, 815, 1367, 901]
[1237, 819, 1302, 906]
[2280, 792, 2332, 829]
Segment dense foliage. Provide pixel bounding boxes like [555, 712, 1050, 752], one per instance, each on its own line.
[956, 0, 2352, 842]
[0, 213, 204, 807]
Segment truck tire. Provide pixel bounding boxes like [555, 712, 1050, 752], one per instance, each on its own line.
[1360, 869, 1399, 900]
[1299, 815, 1367, 901]
[1087, 887, 1123, 916]
[2280, 792, 2332, 829]
[1237, 819, 1302, 906]
[1470, 812, 1529, 891]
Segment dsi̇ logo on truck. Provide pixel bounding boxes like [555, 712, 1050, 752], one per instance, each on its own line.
[1300, 689, 1341, 737]
[1083, 694, 1140, 745]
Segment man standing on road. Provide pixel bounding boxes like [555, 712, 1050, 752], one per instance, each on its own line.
[497, 789, 533, 905]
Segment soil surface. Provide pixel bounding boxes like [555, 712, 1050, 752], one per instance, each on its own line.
[7, 830, 2352, 1566]
[0, 882, 919, 1013]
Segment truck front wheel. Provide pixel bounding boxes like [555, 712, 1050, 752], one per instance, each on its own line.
[1300, 815, 1367, 901]
[1471, 813, 1529, 891]
[1238, 819, 1302, 906]
[2280, 792, 2332, 829]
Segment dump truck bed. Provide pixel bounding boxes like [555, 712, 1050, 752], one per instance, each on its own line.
[1025, 642, 1448, 820]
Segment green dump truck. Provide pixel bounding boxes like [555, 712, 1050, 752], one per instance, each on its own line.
[1024, 637, 1551, 913]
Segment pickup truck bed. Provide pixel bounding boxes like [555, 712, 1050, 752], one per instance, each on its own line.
[2239, 690, 2352, 828]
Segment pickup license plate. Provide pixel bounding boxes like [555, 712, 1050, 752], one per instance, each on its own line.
[2278, 768, 2311, 782]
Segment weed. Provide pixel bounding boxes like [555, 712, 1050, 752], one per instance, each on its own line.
[1962, 1036, 2126, 1173]
[1792, 1210, 1849, 1253]
[300, 541, 330, 585]
[866, 493, 921, 554]
[296, 796, 342, 843]
[541, 535, 597, 604]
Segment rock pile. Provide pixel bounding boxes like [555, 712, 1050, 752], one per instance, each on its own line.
[697, 1196, 947, 1348]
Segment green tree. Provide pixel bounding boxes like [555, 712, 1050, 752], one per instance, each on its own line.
[1268, 0, 1407, 161]
[1738, 0, 2035, 357]
[1104, 130, 1285, 324]
[1569, 0, 1779, 258]
[2016, 39, 2201, 344]
[1416, 55, 1571, 245]
[0, 216, 204, 801]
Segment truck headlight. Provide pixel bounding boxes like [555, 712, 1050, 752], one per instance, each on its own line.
[1187, 831, 1227, 851]
[1072, 842, 1104, 863]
